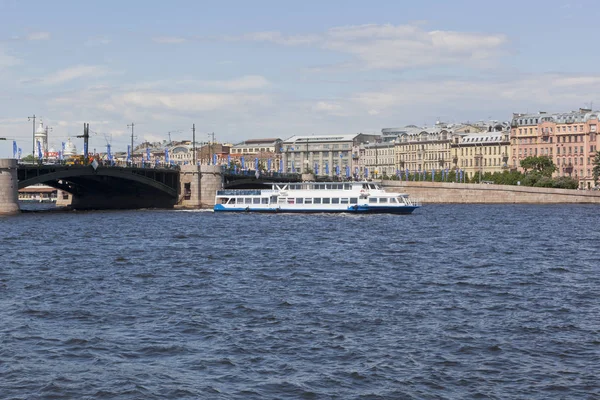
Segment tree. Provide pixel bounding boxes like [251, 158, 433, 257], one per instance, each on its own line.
[593, 151, 600, 187]
[520, 156, 556, 177]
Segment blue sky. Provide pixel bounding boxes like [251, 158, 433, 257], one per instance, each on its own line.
[1, 0, 599, 157]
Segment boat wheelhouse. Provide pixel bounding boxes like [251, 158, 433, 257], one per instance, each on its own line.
[214, 182, 420, 214]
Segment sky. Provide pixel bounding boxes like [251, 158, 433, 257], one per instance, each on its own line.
[1, 0, 599, 157]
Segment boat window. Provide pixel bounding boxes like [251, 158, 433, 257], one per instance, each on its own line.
[253, 198, 261, 204]
[316, 184, 324, 190]
[369, 184, 376, 190]
[331, 198, 340, 204]
[323, 198, 331, 204]
[279, 198, 286, 204]
[314, 198, 322, 204]
[362, 184, 368, 189]
[287, 198, 295, 204]
[380, 198, 388, 203]
[270, 196, 277, 203]
[245, 198, 252, 204]
[236, 198, 244, 204]
[221, 198, 230, 204]
[261, 198, 269, 204]
[350, 198, 358, 204]
[296, 198, 304, 204]
[369, 198, 377, 204]
[343, 184, 351, 190]
[305, 198, 313, 204]
[392, 198, 399, 204]
[340, 198, 349, 204]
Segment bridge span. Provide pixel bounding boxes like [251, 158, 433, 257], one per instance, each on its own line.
[1, 159, 305, 214]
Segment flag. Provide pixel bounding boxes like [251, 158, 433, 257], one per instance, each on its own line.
[254, 157, 258, 170]
[18, 148, 22, 160]
[325, 163, 329, 175]
[279, 159, 283, 173]
[314, 163, 318, 175]
[227, 154, 231, 167]
[240, 156, 245, 170]
[37, 141, 42, 160]
[460, 169, 464, 183]
[165, 148, 170, 163]
[292, 160, 295, 172]
[127, 145, 131, 162]
[107, 144, 112, 161]
[355, 166, 358, 177]
[365, 167, 368, 178]
[214, 154, 218, 165]
[84, 141, 88, 158]
[335, 164, 340, 176]
[346, 165, 350, 178]
[12, 141, 17, 159]
[146, 147, 150, 161]
[268, 158, 272, 171]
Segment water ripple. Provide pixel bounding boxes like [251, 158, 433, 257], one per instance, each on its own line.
[1, 204, 599, 398]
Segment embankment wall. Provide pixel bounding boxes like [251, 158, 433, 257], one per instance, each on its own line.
[383, 181, 600, 204]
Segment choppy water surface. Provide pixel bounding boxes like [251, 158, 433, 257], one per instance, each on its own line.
[1, 205, 599, 399]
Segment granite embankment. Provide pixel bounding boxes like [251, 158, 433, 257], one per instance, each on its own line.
[383, 181, 600, 204]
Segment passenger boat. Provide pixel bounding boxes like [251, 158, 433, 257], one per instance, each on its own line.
[214, 181, 420, 214]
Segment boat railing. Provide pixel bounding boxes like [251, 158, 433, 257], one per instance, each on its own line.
[216, 189, 262, 196]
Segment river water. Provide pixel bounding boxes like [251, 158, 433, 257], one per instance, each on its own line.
[1, 205, 599, 399]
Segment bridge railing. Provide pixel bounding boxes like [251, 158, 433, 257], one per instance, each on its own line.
[17, 160, 181, 171]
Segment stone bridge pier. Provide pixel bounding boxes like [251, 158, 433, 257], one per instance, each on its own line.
[177, 164, 223, 208]
[0, 159, 19, 215]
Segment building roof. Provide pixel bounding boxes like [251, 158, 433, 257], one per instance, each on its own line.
[283, 134, 360, 143]
[460, 132, 508, 144]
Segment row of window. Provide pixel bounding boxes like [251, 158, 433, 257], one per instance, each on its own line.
[518, 125, 597, 135]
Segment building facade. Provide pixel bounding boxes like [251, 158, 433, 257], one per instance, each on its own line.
[229, 138, 282, 171]
[391, 123, 453, 173]
[451, 129, 511, 179]
[281, 134, 378, 177]
[510, 108, 600, 189]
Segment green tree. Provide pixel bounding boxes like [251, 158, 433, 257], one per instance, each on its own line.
[593, 151, 600, 187]
[520, 156, 556, 177]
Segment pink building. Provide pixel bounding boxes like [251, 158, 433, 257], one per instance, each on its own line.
[510, 108, 599, 189]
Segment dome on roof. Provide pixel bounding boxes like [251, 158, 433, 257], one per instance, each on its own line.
[35, 121, 46, 138]
[63, 138, 77, 157]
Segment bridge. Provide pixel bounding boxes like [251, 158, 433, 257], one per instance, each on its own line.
[17, 163, 181, 210]
[0, 158, 305, 214]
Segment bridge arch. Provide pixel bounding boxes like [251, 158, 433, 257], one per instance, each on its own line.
[18, 166, 178, 197]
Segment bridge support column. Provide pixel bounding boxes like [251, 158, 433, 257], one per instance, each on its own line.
[0, 159, 20, 215]
[177, 164, 222, 209]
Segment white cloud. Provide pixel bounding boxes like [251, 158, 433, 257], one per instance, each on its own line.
[116, 91, 270, 112]
[41, 65, 109, 85]
[227, 23, 507, 70]
[227, 31, 319, 46]
[152, 36, 186, 44]
[85, 36, 111, 46]
[205, 75, 269, 91]
[26, 31, 50, 41]
[0, 47, 21, 69]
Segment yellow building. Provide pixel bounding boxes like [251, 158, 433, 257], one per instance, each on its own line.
[451, 129, 511, 179]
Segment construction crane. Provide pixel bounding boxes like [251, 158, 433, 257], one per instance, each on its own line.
[167, 130, 182, 145]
